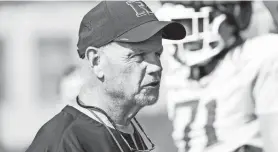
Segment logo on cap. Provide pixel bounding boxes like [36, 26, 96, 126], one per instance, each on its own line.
[126, 0, 154, 17]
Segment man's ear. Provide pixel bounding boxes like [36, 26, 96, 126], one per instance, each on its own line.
[85, 46, 104, 79]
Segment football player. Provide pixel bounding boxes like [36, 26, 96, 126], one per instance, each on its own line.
[157, 1, 278, 152]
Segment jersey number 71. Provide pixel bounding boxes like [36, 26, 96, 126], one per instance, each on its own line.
[174, 99, 218, 151]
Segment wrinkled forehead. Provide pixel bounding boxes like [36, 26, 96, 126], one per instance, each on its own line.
[116, 31, 163, 53]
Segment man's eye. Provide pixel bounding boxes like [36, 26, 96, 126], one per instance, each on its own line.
[131, 53, 144, 62]
[133, 53, 144, 58]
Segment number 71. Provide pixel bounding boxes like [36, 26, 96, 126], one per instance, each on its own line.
[174, 99, 218, 151]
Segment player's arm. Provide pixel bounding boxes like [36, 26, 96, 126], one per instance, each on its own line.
[253, 56, 278, 152]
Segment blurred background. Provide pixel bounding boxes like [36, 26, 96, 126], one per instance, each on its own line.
[0, 1, 275, 152]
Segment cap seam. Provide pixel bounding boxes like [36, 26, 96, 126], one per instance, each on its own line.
[102, 1, 117, 46]
[105, 1, 115, 27]
[79, 1, 115, 52]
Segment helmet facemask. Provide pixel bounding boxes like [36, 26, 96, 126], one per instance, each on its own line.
[161, 5, 227, 66]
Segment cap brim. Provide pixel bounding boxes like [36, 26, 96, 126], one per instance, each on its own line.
[114, 20, 186, 43]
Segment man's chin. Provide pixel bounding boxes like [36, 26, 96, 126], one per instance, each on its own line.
[146, 97, 158, 105]
[135, 94, 159, 106]
[134, 88, 160, 106]
[146, 91, 159, 105]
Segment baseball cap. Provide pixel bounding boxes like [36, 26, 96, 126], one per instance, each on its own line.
[77, 0, 186, 58]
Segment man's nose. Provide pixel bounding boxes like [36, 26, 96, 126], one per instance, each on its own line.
[145, 52, 163, 76]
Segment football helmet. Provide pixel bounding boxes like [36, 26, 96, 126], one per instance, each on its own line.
[156, 1, 252, 66]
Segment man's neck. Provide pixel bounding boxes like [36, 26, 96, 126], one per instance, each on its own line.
[77, 85, 142, 127]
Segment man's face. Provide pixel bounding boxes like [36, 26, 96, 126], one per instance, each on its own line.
[100, 33, 163, 106]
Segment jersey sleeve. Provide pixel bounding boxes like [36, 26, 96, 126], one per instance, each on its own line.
[251, 35, 278, 115]
[253, 56, 278, 115]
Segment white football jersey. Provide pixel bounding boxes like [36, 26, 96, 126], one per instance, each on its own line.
[163, 34, 278, 152]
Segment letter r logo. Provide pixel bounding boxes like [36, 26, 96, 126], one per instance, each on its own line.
[126, 0, 154, 17]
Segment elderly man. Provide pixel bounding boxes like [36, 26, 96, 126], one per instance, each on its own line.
[25, 1, 186, 152]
